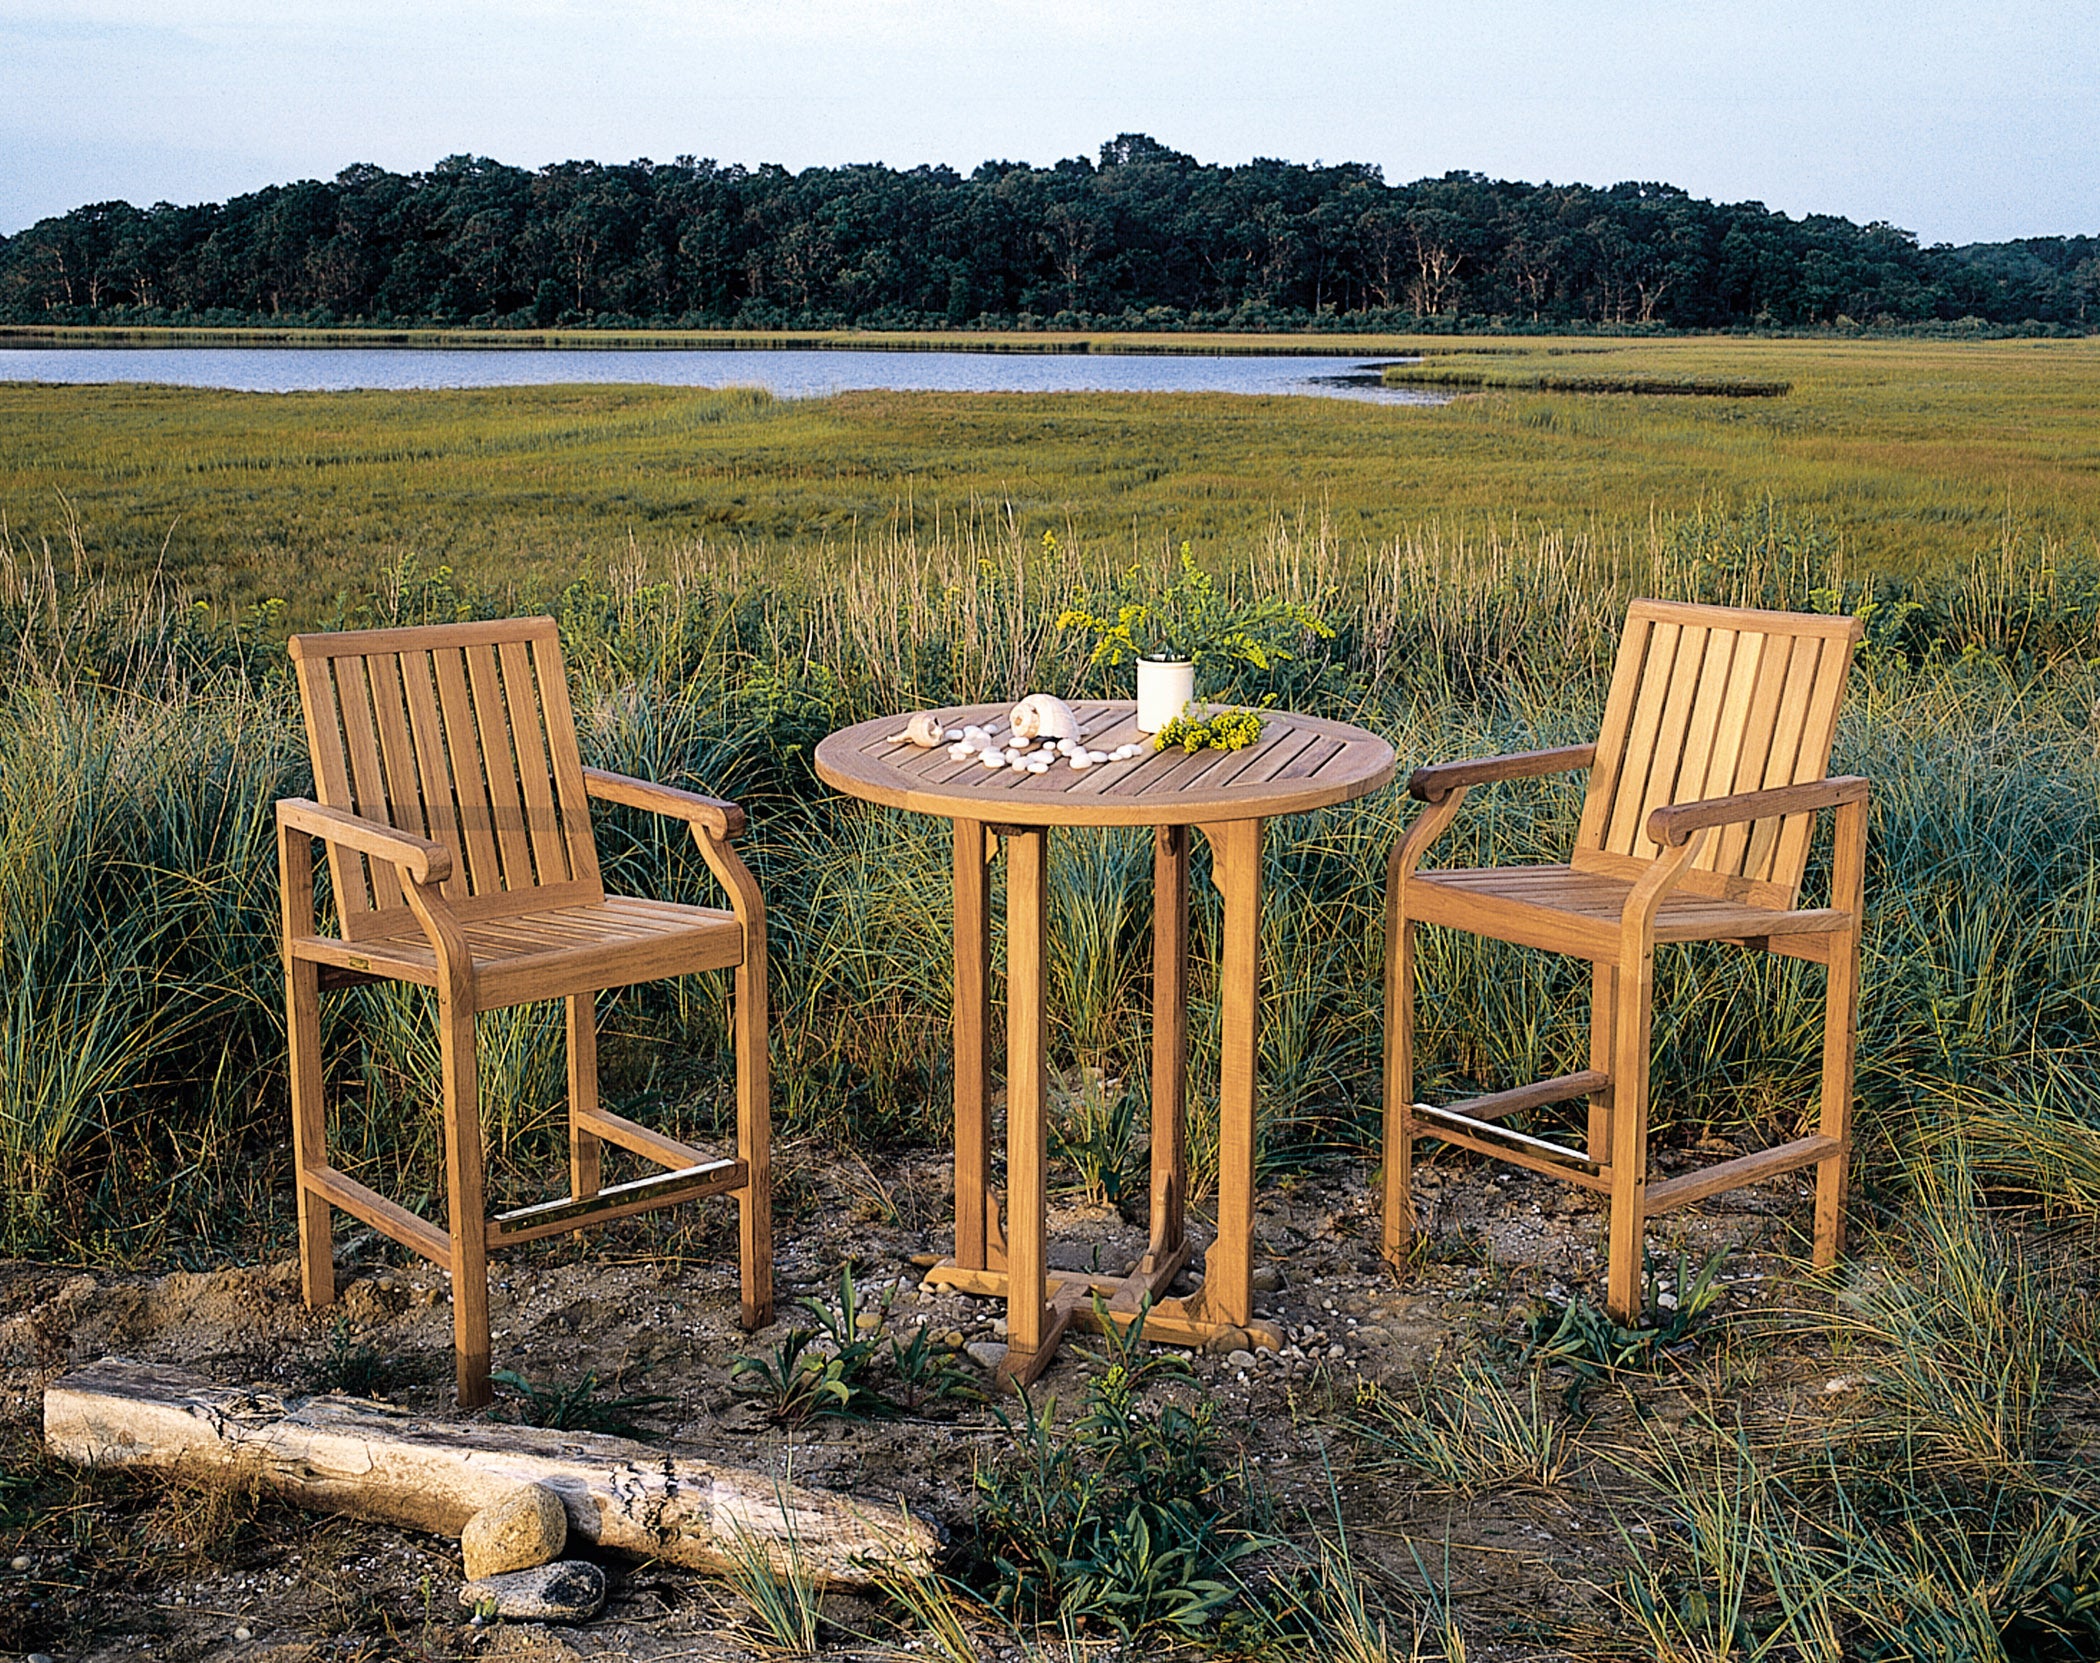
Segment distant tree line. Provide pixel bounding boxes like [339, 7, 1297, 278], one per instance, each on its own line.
[3, 134, 2095, 333]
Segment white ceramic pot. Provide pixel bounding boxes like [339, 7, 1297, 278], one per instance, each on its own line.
[1136, 657, 1195, 732]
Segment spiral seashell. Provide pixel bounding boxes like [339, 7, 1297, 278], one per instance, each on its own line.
[887, 710, 949, 748]
[1007, 693, 1083, 743]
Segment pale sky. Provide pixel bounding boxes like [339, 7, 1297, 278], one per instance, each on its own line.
[2, 0, 2094, 243]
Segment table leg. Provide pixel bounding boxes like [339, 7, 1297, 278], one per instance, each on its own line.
[1141, 824, 1189, 1276]
[1195, 818, 1261, 1330]
[997, 826, 1065, 1389]
[952, 819, 999, 1270]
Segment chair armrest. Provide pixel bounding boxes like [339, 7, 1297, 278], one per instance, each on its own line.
[1646, 776, 1870, 848]
[1409, 744, 1595, 803]
[276, 798, 452, 886]
[583, 767, 746, 840]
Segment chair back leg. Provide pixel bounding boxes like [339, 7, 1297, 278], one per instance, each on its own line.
[287, 955, 336, 1309]
[566, 993, 603, 1204]
[1587, 962, 1617, 1162]
[437, 992, 493, 1408]
[1381, 910, 1417, 1265]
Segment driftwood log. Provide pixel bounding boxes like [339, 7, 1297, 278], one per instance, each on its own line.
[44, 1360, 937, 1586]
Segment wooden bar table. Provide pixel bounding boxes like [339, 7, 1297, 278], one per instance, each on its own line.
[816, 701, 1393, 1388]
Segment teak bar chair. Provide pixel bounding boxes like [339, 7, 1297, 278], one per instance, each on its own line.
[1384, 600, 1868, 1319]
[276, 617, 772, 1406]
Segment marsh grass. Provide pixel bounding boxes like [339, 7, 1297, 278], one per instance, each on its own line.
[4, 439, 2100, 1651]
[3, 487, 2099, 1278]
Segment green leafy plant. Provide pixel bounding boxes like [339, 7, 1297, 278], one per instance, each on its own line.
[488, 1366, 673, 1439]
[1056, 542, 1331, 672]
[730, 1264, 900, 1425]
[884, 1323, 982, 1413]
[1518, 1247, 1730, 1413]
[1049, 1068, 1139, 1206]
[1151, 707, 1266, 753]
[964, 1301, 1261, 1640]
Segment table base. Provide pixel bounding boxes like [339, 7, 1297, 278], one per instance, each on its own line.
[923, 1242, 1282, 1387]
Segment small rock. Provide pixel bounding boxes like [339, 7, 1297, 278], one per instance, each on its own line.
[990, 1315, 1008, 1337]
[234, 1626, 253, 1641]
[980, 750, 1007, 768]
[1087, 750, 1109, 764]
[854, 1310, 883, 1334]
[459, 1559, 607, 1625]
[1250, 1264, 1284, 1294]
[1355, 1325, 1392, 1345]
[1327, 1343, 1346, 1360]
[1069, 753, 1093, 769]
[965, 1340, 1009, 1372]
[10, 1554, 29, 1571]
[29, 1654, 56, 1663]
[1226, 1348, 1257, 1370]
[461, 1481, 568, 1581]
[940, 1328, 967, 1349]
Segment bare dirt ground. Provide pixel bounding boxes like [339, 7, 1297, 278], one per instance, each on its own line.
[0, 1141, 1850, 1662]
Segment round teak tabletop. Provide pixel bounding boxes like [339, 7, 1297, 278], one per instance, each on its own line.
[815, 700, 1395, 827]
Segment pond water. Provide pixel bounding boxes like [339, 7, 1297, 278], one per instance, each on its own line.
[0, 344, 1439, 403]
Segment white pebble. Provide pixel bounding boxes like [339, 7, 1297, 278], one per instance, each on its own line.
[980, 750, 1007, 768]
[1009, 755, 1030, 771]
[962, 725, 993, 746]
[234, 1628, 253, 1643]
[1087, 750, 1109, 764]
[1070, 753, 1093, 770]
[944, 728, 964, 742]
[947, 743, 974, 760]
[1055, 738, 1075, 754]
[1028, 761, 1051, 774]
[1113, 744, 1142, 760]
[10, 1555, 29, 1572]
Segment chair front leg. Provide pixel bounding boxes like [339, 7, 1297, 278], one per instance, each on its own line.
[1605, 834, 1706, 1324]
[1816, 796, 1868, 1267]
[1605, 940, 1654, 1324]
[1381, 793, 1463, 1269]
[404, 878, 492, 1409]
[734, 921, 774, 1331]
[437, 983, 492, 1408]
[280, 821, 336, 1310]
[695, 822, 774, 1332]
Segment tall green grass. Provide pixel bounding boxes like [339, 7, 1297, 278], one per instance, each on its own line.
[1, 498, 2097, 1267]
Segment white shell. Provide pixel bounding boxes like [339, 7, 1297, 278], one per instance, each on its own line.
[1007, 693, 1083, 743]
[980, 749, 1007, 768]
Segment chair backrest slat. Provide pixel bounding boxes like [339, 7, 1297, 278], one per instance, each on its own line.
[288, 617, 604, 939]
[1574, 600, 1862, 908]
[464, 641, 538, 893]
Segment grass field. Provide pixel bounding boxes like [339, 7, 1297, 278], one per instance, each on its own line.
[4, 336, 2100, 1656]
[2, 335, 2096, 620]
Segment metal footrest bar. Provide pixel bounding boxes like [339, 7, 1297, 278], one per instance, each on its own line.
[1412, 1102, 1597, 1169]
[488, 1158, 745, 1248]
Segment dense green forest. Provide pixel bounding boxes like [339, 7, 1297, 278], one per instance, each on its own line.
[4, 134, 2095, 333]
